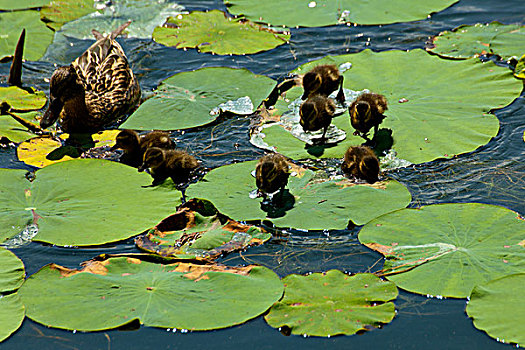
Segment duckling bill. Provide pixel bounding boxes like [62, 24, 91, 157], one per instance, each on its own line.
[255, 153, 290, 199]
[111, 129, 175, 167]
[299, 95, 336, 143]
[341, 146, 380, 184]
[302, 64, 345, 104]
[139, 147, 199, 185]
[349, 93, 388, 142]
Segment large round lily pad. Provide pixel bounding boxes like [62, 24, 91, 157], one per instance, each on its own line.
[0, 87, 47, 111]
[0, 293, 25, 343]
[0, 0, 50, 10]
[466, 273, 525, 347]
[40, 0, 96, 31]
[224, 0, 458, 27]
[136, 199, 272, 260]
[261, 50, 521, 164]
[0, 248, 25, 343]
[359, 203, 525, 298]
[153, 10, 289, 55]
[121, 67, 275, 130]
[19, 257, 284, 331]
[0, 159, 181, 246]
[428, 22, 525, 60]
[265, 271, 397, 337]
[186, 160, 411, 229]
[0, 10, 54, 61]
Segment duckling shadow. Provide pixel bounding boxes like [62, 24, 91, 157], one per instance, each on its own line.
[364, 128, 393, 156]
[46, 134, 96, 161]
[46, 145, 81, 160]
[260, 189, 295, 219]
[304, 141, 340, 157]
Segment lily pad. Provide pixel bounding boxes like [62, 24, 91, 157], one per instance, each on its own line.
[224, 0, 458, 27]
[57, 0, 184, 39]
[0, 294, 25, 343]
[428, 22, 524, 60]
[136, 199, 271, 260]
[0, 247, 25, 292]
[0, 87, 46, 111]
[466, 273, 525, 347]
[265, 271, 397, 337]
[17, 130, 119, 168]
[260, 50, 520, 164]
[19, 257, 283, 331]
[0, 112, 41, 144]
[515, 54, 525, 79]
[0, 248, 25, 343]
[0, 10, 54, 61]
[358, 203, 525, 298]
[153, 10, 289, 55]
[0, 159, 180, 246]
[121, 67, 275, 130]
[40, 0, 96, 31]
[0, 0, 50, 10]
[186, 160, 411, 229]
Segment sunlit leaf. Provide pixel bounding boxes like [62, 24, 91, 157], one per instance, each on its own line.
[0, 247, 25, 342]
[0, 112, 40, 144]
[0, 0, 50, 10]
[0, 86, 47, 111]
[515, 54, 525, 79]
[19, 257, 283, 331]
[0, 247, 25, 293]
[0, 294, 25, 343]
[40, 0, 96, 31]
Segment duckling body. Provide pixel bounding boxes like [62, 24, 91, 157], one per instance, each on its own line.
[302, 64, 345, 104]
[255, 153, 290, 197]
[299, 95, 336, 143]
[111, 129, 175, 167]
[41, 21, 140, 134]
[139, 147, 199, 184]
[349, 93, 388, 141]
[341, 146, 380, 184]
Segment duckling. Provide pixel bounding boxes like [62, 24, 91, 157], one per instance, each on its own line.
[111, 129, 175, 167]
[349, 93, 388, 142]
[341, 146, 380, 184]
[299, 95, 336, 143]
[139, 147, 199, 184]
[255, 153, 290, 198]
[302, 64, 345, 104]
[40, 21, 140, 134]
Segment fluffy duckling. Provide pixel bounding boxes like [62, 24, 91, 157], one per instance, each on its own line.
[302, 64, 345, 104]
[40, 21, 140, 134]
[341, 146, 380, 184]
[255, 153, 290, 198]
[139, 147, 199, 184]
[299, 95, 336, 143]
[349, 93, 388, 142]
[111, 129, 175, 167]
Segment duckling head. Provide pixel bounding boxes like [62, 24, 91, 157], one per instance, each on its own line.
[41, 65, 84, 129]
[299, 99, 319, 131]
[301, 71, 322, 100]
[359, 155, 380, 183]
[354, 101, 371, 121]
[256, 161, 282, 194]
[138, 147, 164, 172]
[111, 129, 139, 151]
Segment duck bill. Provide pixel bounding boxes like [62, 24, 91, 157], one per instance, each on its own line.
[40, 97, 63, 129]
[109, 143, 120, 151]
[138, 164, 147, 172]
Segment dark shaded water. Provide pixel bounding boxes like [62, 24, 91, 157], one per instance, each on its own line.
[1, 0, 524, 348]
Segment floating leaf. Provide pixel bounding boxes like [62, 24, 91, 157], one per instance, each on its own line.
[0, 11, 54, 61]
[0, 247, 25, 292]
[136, 199, 271, 260]
[0, 112, 40, 144]
[57, 0, 184, 39]
[19, 257, 283, 331]
[466, 273, 525, 347]
[186, 160, 410, 229]
[515, 54, 525, 79]
[40, 0, 96, 31]
[0, 294, 25, 343]
[0, 0, 50, 10]
[428, 22, 524, 59]
[153, 10, 289, 55]
[259, 50, 520, 164]
[121, 67, 275, 130]
[224, 0, 458, 27]
[359, 203, 525, 298]
[0, 247, 25, 342]
[265, 271, 397, 337]
[0, 159, 181, 246]
[0, 86, 47, 111]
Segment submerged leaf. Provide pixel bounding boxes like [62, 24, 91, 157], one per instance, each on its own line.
[40, 0, 96, 31]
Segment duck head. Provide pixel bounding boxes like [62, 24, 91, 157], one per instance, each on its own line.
[301, 71, 322, 100]
[138, 147, 164, 172]
[353, 101, 371, 121]
[111, 129, 140, 152]
[299, 99, 319, 131]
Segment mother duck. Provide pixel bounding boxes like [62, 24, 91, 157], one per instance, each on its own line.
[40, 21, 141, 134]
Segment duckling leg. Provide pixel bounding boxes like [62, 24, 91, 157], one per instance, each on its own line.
[336, 76, 345, 105]
[320, 125, 329, 144]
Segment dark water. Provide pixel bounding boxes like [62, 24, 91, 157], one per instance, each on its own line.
[1, 0, 524, 348]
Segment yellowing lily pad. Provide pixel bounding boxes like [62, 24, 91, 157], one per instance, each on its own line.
[19, 257, 283, 331]
[515, 54, 525, 79]
[153, 10, 289, 55]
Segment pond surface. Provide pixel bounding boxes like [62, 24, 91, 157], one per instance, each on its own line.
[1, 0, 524, 348]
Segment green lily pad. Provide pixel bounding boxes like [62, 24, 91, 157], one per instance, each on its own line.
[0, 87, 47, 111]
[19, 257, 284, 331]
[57, 0, 184, 39]
[260, 50, 520, 164]
[0, 10, 54, 61]
[0, 0, 50, 10]
[40, 0, 96, 31]
[186, 160, 411, 229]
[121, 67, 275, 130]
[359, 203, 525, 298]
[428, 22, 524, 60]
[136, 199, 271, 260]
[224, 0, 458, 27]
[0, 111, 40, 144]
[0, 293, 25, 343]
[0, 247, 25, 293]
[515, 54, 525, 79]
[265, 271, 397, 337]
[0, 159, 180, 246]
[153, 10, 289, 55]
[466, 273, 525, 347]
